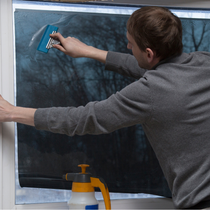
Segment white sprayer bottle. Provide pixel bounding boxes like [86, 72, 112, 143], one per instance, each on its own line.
[63, 164, 111, 210]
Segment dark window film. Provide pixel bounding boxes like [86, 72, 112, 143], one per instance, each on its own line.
[15, 8, 171, 198]
[16, 7, 210, 201]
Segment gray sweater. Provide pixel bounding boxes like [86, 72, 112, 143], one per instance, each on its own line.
[35, 51, 210, 209]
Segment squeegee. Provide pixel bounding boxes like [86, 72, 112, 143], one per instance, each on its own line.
[37, 25, 60, 53]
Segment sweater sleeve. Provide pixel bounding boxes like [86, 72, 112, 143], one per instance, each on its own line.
[34, 77, 152, 136]
[105, 51, 147, 79]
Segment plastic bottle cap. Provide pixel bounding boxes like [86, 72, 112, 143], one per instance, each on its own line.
[78, 164, 89, 174]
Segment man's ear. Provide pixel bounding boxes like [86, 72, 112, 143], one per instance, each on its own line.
[145, 48, 155, 63]
[145, 48, 160, 69]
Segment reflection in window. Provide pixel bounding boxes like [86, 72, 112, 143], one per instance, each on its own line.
[13, 0, 210, 205]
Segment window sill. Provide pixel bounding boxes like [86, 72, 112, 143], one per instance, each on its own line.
[14, 198, 174, 209]
[108, 198, 174, 209]
[14, 202, 68, 210]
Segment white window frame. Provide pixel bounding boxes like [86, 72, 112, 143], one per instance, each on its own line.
[0, 1, 69, 209]
[1, 0, 210, 209]
[0, 0, 16, 209]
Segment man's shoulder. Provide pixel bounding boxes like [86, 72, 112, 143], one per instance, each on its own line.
[157, 51, 210, 67]
[186, 51, 210, 59]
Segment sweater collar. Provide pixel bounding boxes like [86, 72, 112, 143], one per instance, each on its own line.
[151, 53, 184, 70]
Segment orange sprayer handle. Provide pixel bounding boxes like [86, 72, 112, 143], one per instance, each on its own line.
[90, 177, 111, 210]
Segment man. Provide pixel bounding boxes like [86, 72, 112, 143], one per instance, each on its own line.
[1, 6, 210, 209]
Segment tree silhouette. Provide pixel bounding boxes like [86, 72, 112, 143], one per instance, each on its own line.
[16, 10, 170, 197]
[182, 18, 210, 52]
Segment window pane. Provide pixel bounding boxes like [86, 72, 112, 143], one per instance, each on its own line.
[15, 1, 210, 205]
[14, 3, 170, 204]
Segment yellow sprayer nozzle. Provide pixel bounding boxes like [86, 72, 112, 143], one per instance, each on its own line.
[78, 164, 89, 174]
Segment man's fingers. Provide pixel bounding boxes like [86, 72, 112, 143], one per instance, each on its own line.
[52, 44, 66, 53]
[50, 32, 65, 43]
[50, 32, 67, 52]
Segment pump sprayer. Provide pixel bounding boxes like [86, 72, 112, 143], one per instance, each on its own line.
[63, 164, 111, 210]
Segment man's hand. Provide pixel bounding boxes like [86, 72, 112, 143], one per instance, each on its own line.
[50, 32, 90, 58]
[0, 95, 14, 122]
[50, 33, 108, 64]
[0, 95, 36, 126]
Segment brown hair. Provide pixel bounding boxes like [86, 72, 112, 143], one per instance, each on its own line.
[127, 6, 183, 60]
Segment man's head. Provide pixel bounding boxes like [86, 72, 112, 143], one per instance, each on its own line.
[127, 6, 183, 66]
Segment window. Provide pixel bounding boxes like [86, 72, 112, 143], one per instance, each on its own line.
[14, 0, 210, 205]
[1, 0, 209, 209]
[14, 0, 168, 204]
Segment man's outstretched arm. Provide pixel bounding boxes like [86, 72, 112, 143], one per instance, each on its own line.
[50, 32, 108, 64]
[0, 95, 36, 126]
[0, 34, 108, 126]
